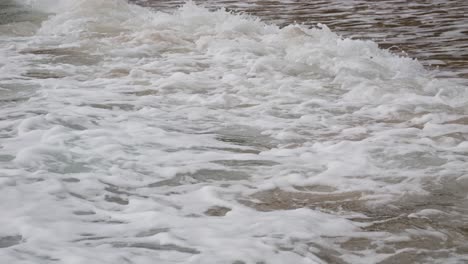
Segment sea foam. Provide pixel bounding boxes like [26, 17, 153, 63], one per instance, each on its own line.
[1, 0, 467, 263]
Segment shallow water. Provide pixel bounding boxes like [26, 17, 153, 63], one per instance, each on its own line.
[0, 0, 467, 263]
[134, 0, 468, 80]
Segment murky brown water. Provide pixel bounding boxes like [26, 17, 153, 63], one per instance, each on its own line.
[133, 0, 468, 80]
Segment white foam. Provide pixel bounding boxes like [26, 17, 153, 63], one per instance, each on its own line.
[1, 0, 467, 263]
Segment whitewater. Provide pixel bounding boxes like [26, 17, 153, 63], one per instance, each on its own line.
[1, 0, 467, 263]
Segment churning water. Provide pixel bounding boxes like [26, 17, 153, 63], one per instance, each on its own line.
[0, 0, 467, 263]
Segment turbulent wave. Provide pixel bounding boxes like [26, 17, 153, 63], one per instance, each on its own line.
[1, 0, 467, 263]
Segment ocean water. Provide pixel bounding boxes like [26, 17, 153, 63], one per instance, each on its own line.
[0, 0, 467, 263]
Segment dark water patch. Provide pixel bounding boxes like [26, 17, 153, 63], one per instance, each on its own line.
[21, 48, 102, 66]
[378, 251, 452, 264]
[73, 210, 96, 216]
[212, 159, 279, 167]
[293, 185, 337, 193]
[0, 96, 29, 104]
[204, 206, 231, 216]
[135, 228, 170, 237]
[240, 188, 369, 212]
[306, 242, 348, 264]
[215, 126, 277, 151]
[111, 241, 200, 254]
[85, 103, 136, 111]
[22, 69, 67, 79]
[74, 236, 109, 242]
[79, 233, 95, 236]
[149, 169, 250, 187]
[123, 89, 159, 96]
[208, 146, 262, 155]
[62, 177, 80, 183]
[89, 219, 127, 225]
[340, 237, 373, 252]
[104, 195, 129, 205]
[101, 181, 150, 201]
[0, 235, 23, 248]
[69, 192, 88, 200]
[0, 154, 15, 162]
